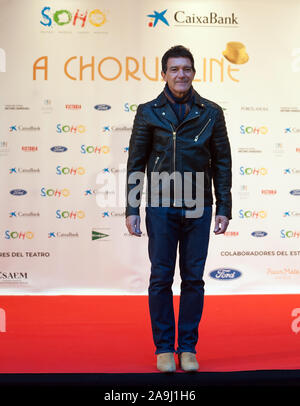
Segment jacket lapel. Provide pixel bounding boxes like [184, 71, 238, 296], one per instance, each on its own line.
[151, 89, 206, 129]
[152, 92, 178, 127]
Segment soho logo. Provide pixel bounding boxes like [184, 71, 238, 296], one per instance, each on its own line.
[240, 125, 268, 135]
[0, 308, 5, 332]
[291, 308, 300, 334]
[55, 209, 85, 219]
[56, 165, 85, 175]
[5, 230, 34, 239]
[0, 48, 6, 72]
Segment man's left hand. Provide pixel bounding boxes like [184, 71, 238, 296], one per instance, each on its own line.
[213, 215, 229, 235]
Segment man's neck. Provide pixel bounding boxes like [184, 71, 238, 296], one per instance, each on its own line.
[166, 85, 192, 101]
[171, 90, 189, 99]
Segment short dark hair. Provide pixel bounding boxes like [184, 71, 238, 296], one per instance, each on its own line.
[161, 45, 195, 73]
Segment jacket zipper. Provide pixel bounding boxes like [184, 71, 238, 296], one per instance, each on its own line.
[169, 115, 209, 206]
[170, 124, 178, 205]
[153, 156, 160, 171]
[194, 118, 211, 142]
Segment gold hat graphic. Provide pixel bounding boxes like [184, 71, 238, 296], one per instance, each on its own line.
[223, 42, 249, 64]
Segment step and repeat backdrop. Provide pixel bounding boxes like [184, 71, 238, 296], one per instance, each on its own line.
[0, 0, 299, 295]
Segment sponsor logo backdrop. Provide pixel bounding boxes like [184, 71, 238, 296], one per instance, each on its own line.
[0, 0, 299, 294]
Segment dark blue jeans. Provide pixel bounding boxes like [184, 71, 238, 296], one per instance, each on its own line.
[145, 206, 212, 355]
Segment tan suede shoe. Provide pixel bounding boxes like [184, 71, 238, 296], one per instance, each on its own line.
[179, 352, 199, 372]
[157, 353, 176, 373]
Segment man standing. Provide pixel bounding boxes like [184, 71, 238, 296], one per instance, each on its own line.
[125, 46, 232, 372]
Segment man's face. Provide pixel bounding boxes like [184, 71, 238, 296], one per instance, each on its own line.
[161, 57, 195, 98]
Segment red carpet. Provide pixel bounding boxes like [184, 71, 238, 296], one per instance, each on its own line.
[0, 295, 299, 373]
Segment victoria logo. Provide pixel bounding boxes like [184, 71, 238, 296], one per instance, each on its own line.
[209, 268, 242, 280]
[94, 104, 111, 111]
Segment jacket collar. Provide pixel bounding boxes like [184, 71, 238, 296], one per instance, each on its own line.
[152, 87, 206, 110]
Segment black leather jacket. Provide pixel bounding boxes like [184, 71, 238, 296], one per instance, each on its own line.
[126, 89, 232, 219]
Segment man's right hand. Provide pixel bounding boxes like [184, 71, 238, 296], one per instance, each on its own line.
[126, 215, 142, 237]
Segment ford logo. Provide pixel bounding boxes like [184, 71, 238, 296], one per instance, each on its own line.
[10, 189, 27, 196]
[94, 104, 111, 111]
[251, 231, 268, 237]
[290, 189, 300, 196]
[209, 268, 242, 280]
[51, 146, 68, 153]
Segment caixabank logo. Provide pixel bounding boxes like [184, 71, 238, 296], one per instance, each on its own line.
[146, 9, 239, 28]
[147, 9, 169, 27]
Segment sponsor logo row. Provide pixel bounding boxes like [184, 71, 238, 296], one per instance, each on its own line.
[6, 206, 300, 219]
[0, 266, 299, 287]
[3, 229, 300, 240]
[8, 123, 134, 132]
[8, 188, 300, 197]
[5, 165, 300, 176]
[5, 124, 300, 134]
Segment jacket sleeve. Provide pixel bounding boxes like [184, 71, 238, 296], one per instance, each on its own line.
[125, 104, 152, 217]
[210, 108, 232, 219]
